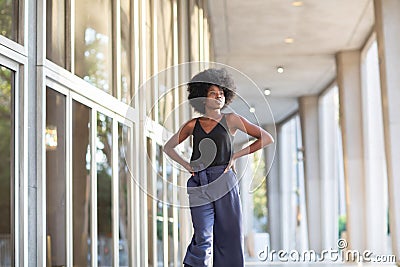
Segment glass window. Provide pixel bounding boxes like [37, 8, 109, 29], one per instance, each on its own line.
[0, 0, 19, 42]
[279, 116, 307, 250]
[0, 65, 14, 266]
[72, 100, 91, 266]
[361, 40, 389, 252]
[118, 123, 131, 266]
[46, 88, 67, 266]
[318, 86, 346, 242]
[157, 0, 174, 128]
[145, 0, 154, 120]
[46, 0, 66, 67]
[96, 112, 113, 266]
[75, 0, 112, 94]
[156, 144, 164, 266]
[189, 1, 199, 63]
[251, 150, 267, 232]
[146, 137, 155, 267]
[121, 0, 133, 104]
[166, 161, 174, 266]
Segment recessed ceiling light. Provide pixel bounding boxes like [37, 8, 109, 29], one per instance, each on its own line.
[292, 1, 303, 7]
[264, 89, 271, 96]
[277, 66, 284, 73]
[249, 106, 256, 113]
[284, 37, 294, 44]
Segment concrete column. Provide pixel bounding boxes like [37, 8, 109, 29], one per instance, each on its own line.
[265, 124, 281, 251]
[374, 0, 400, 263]
[278, 122, 297, 251]
[360, 41, 388, 255]
[299, 96, 322, 253]
[336, 50, 366, 252]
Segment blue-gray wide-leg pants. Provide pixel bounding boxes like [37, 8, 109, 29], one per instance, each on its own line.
[183, 165, 244, 267]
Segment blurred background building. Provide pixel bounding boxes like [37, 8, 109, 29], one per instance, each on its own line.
[0, 0, 399, 266]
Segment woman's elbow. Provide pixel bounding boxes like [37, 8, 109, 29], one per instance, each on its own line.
[262, 132, 274, 146]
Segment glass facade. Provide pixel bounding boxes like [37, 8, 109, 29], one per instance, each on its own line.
[0, 0, 19, 42]
[0, 65, 14, 267]
[2, 0, 400, 266]
[72, 100, 91, 266]
[96, 113, 113, 266]
[45, 88, 67, 266]
[46, 0, 66, 67]
[120, 0, 133, 104]
[118, 123, 132, 266]
[75, 0, 113, 94]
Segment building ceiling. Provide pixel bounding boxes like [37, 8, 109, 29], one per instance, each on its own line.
[207, 0, 375, 125]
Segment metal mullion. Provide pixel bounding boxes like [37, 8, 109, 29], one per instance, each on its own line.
[69, 0, 75, 74]
[162, 155, 168, 267]
[153, 0, 159, 123]
[172, 0, 179, 133]
[132, 124, 140, 267]
[65, 0, 73, 72]
[20, 51, 29, 267]
[172, 167, 179, 267]
[66, 92, 73, 267]
[138, 0, 149, 265]
[198, 0, 204, 64]
[37, 66, 47, 267]
[151, 141, 157, 266]
[139, 0, 147, 86]
[113, 0, 122, 100]
[90, 108, 98, 267]
[112, 119, 119, 267]
[132, 0, 140, 108]
[36, 0, 46, 66]
[13, 66, 19, 267]
[0, 44, 27, 65]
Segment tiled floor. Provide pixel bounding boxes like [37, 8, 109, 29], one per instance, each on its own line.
[245, 257, 398, 267]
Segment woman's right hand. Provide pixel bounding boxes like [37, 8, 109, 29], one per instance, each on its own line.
[183, 162, 195, 176]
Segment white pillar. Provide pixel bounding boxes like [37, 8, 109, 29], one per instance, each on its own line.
[360, 41, 388, 255]
[299, 96, 322, 253]
[278, 122, 297, 251]
[336, 50, 366, 252]
[374, 0, 400, 263]
[265, 124, 281, 251]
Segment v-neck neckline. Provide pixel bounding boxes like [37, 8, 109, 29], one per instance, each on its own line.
[198, 114, 224, 135]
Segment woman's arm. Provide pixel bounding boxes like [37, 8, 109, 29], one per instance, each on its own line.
[163, 119, 196, 175]
[225, 113, 274, 172]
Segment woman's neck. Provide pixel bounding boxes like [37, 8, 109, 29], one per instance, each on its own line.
[204, 109, 222, 120]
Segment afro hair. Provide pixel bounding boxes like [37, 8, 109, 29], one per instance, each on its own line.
[187, 68, 237, 114]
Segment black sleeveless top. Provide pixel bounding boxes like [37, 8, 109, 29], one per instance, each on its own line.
[190, 114, 233, 168]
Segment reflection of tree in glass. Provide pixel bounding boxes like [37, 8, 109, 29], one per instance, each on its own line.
[252, 151, 268, 232]
[0, 0, 14, 39]
[118, 124, 130, 265]
[97, 113, 112, 235]
[0, 66, 11, 236]
[83, 28, 110, 93]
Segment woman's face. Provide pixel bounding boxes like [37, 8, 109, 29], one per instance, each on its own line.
[205, 85, 225, 110]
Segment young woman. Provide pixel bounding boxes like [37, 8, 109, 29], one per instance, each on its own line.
[163, 68, 274, 266]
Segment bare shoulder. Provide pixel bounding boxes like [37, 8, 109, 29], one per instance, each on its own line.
[224, 112, 242, 125]
[179, 118, 197, 135]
